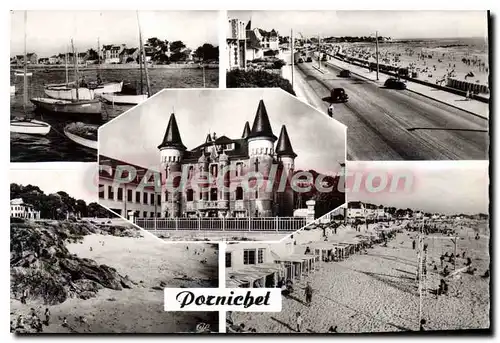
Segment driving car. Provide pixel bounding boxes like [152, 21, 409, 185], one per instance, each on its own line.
[339, 69, 351, 78]
[384, 77, 407, 90]
[330, 88, 349, 103]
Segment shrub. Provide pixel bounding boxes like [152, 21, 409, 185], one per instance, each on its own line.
[226, 69, 296, 96]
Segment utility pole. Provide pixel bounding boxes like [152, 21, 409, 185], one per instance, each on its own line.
[318, 34, 321, 70]
[375, 31, 380, 81]
[291, 29, 294, 89]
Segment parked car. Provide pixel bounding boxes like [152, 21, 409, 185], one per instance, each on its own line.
[330, 88, 349, 103]
[297, 58, 304, 63]
[306, 56, 312, 62]
[339, 69, 351, 78]
[384, 77, 407, 90]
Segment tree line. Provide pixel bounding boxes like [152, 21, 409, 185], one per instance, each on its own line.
[10, 183, 114, 220]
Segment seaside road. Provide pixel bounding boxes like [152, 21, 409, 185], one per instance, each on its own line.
[295, 62, 489, 161]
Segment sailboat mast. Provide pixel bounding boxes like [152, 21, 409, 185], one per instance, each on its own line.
[23, 11, 27, 114]
[71, 39, 79, 101]
[97, 37, 101, 79]
[137, 11, 151, 97]
[65, 46, 69, 86]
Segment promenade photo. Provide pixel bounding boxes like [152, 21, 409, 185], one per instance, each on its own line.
[10, 10, 219, 163]
[10, 165, 219, 334]
[98, 88, 346, 242]
[226, 10, 489, 161]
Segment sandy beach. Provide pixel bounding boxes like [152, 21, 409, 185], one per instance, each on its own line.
[336, 39, 489, 87]
[11, 225, 219, 333]
[230, 222, 490, 333]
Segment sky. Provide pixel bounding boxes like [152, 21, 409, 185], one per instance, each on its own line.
[347, 161, 489, 215]
[229, 11, 488, 39]
[99, 88, 346, 174]
[11, 10, 218, 57]
[10, 163, 98, 203]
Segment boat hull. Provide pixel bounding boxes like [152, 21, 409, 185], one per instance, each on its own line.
[30, 98, 102, 115]
[93, 81, 124, 95]
[10, 119, 51, 135]
[101, 93, 148, 105]
[44, 86, 95, 100]
[64, 127, 98, 150]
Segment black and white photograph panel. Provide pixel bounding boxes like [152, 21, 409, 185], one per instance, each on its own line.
[10, 164, 219, 334]
[226, 161, 490, 334]
[226, 10, 489, 161]
[98, 88, 346, 242]
[10, 10, 219, 163]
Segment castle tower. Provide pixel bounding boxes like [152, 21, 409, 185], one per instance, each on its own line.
[241, 121, 250, 139]
[158, 113, 186, 218]
[247, 99, 277, 217]
[276, 125, 297, 217]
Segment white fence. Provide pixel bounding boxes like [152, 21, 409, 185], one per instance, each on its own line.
[135, 217, 308, 232]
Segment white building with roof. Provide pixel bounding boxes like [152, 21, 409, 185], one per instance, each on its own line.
[10, 198, 40, 220]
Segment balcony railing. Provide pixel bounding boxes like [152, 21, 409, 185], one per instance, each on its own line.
[135, 217, 308, 232]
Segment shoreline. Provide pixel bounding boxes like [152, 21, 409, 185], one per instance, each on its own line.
[11, 63, 219, 71]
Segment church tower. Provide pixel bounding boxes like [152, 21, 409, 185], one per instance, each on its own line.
[247, 99, 277, 217]
[276, 125, 297, 217]
[158, 113, 186, 218]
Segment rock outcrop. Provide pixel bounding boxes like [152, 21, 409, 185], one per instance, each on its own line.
[10, 220, 137, 305]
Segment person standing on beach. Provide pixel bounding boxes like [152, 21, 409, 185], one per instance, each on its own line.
[296, 312, 303, 332]
[44, 308, 50, 326]
[305, 282, 313, 306]
[412, 240, 416, 250]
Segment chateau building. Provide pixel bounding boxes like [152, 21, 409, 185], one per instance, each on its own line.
[158, 99, 297, 218]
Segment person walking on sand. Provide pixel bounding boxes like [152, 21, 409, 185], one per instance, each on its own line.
[296, 312, 303, 332]
[44, 308, 50, 326]
[21, 288, 28, 304]
[305, 282, 313, 306]
[412, 239, 416, 250]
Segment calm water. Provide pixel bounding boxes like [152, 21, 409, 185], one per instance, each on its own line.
[10, 67, 219, 162]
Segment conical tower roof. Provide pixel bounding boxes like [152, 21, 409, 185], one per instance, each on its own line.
[276, 125, 297, 158]
[157, 113, 187, 150]
[247, 99, 277, 141]
[241, 121, 251, 139]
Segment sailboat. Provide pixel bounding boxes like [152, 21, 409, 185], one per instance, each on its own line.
[91, 37, 123, 95]
[101, 12, 150, 105]
[44, 49, 94, 100]
[31, 40, 102, 115]
[10, 11, 51, 136]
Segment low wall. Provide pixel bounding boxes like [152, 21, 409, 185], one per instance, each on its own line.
[332, 52, 489, 103]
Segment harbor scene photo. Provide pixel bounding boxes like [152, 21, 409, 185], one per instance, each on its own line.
[10, 10, 219, 162]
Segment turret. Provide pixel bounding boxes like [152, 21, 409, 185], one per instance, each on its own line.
[247, 100, 277, 217]
[276, 125, 297, 170]
[276, 125, 296, 217]
[158, 113, 186, 218]
[241, 121, 251, 139]
[247, 99, 277, 158]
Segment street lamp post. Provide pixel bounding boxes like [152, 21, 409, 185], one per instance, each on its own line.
[291, 29, 294, 89]
[375, 31, 380, 81]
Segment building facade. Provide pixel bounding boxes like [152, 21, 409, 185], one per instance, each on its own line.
[10, 198, 40, 220]
[101, 44, 126, 64]
[227, 18, 247, 70]
[98, 157, 162, 219]
[158, 99, 297, 219]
